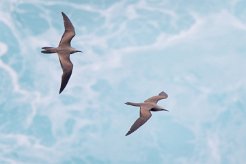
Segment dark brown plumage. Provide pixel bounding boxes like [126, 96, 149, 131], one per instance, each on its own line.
[41, 12, 82, 94]
[125, 91, 168, 136]
[59, 12, 75, 47]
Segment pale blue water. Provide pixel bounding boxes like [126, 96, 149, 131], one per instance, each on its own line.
[0, 0, 246, 163]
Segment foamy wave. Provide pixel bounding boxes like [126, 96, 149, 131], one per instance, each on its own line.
[0, 42, 7, 56]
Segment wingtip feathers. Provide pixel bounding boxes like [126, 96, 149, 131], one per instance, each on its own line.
[125, 131, 131, 136]
[159, 91, 168, 98]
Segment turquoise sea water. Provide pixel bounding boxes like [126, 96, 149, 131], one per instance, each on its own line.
[1, 0, 246, 163]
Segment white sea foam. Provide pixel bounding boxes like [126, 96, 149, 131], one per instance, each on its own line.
[0, 42, 7, 56]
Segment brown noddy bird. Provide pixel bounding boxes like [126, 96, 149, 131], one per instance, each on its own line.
[41, 12, 82, 94]
[125, 91, 168, 136]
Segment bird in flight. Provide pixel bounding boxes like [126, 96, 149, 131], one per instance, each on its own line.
[41, 12, 82, 94]
[125, 91, 168, 136]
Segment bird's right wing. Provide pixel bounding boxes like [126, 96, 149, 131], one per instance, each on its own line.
[59, 12, 75, 47]
[144, 91, 168, 104]
[125, 106, 152, 136]
[58, 52, 73, 94]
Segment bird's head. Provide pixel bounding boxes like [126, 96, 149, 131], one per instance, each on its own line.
[157, 105, 169, 112]
[71, 48, 83, 54]
[162, 108, 169, 112]
[125, 102, 131, 105]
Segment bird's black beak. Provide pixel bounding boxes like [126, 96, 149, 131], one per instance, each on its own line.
[163, 109, 169, 112]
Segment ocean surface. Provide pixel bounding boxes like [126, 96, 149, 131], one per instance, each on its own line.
[0, 0, 246, 163]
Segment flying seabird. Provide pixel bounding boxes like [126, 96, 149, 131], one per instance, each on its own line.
[41, 12, 82, 94]
[125, 91, 168, 136]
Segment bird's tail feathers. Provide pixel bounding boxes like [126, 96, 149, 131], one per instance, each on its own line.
[41, 47, 57, 54]
[125, 102, 141, 107]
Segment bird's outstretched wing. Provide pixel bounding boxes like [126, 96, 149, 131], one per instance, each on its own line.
[144, 91, 168, 104]
[58, 52, 73, 94]
[59, 12, 75, 47]
[125, 106, 152, 136]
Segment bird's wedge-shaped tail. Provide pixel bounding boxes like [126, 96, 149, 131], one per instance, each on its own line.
[41, 47, 57, 54]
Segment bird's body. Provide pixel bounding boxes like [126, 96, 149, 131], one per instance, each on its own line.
[41, 12, 82, 94]
[125, 91, 168, 136]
